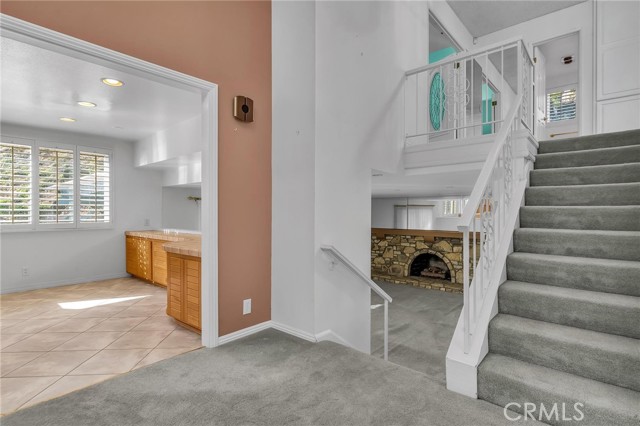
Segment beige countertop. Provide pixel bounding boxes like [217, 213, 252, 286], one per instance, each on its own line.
[125, 230, 201, 257]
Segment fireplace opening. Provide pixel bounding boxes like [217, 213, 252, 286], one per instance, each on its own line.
[409, 253, 451, 281]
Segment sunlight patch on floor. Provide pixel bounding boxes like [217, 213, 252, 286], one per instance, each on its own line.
[58, 295, 149, 310]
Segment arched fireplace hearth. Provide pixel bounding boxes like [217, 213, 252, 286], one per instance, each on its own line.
[408, 251, 452, 282]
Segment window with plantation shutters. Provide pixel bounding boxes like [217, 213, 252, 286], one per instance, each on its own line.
[1, 136, 113, 231]
[547, 89, 577, 122]
[79, 151, 111, 224]
[38, 146, 75, 225]
[0, 142, 32, 224]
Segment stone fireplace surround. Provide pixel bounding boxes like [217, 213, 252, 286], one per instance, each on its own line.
[371, 228, 466, 293]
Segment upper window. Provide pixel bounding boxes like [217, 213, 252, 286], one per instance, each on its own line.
[79, 151, 111, 224]
[0, 142, 32, 224]
[442, 198, 469, 217]
[0, 137, 112, 230]
[547, 89, 577, 122]
[443, 199, 460, 216]
[38, 146, 75, 225]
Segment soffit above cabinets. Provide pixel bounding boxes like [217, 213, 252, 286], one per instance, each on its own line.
[1, 36, 201, 141]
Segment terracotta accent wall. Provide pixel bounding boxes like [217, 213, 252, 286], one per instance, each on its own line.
[1, 1, 272, 335]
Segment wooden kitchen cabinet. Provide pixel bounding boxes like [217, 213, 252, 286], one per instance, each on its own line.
[151, 240, 168, 286]
[126, 236, 152, 281]
[125, 236, 168, 286]
[167, 252, 201, 331]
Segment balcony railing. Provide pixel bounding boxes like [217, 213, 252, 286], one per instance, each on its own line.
[405, 39, 534, 147]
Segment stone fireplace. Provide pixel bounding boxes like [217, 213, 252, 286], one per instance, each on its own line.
[371, 228, 465, 293]
[410, 253, 451, 280]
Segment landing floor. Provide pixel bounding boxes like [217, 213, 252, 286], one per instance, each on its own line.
[371, 280, 463, 384]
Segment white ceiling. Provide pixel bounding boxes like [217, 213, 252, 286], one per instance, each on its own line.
[1, 37, 202, 141]
[372, 168, 480, 198]
[538, 33, 579, 89]
[446, 1, 587, 38]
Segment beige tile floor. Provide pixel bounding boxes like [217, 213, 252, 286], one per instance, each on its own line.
[0, 277, 202, 415]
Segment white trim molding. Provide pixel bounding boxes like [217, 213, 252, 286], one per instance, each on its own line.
[218, 321, 318, 346]
[1, 14, 219, 348]
[218, 321, 273, 345]
[0, 273, 129, 295]
[271, 322, 317, 343]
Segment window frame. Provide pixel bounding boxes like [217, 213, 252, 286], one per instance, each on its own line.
[76, 146, 114, 230]
[0, 136, 114, 233]
[546, 86, 578, 124]
[36, 141, 77, 230]
[0, 136, 35, 232]
[442, 197, 469, 217]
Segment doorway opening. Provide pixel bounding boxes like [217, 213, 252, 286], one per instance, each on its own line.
[534, 32, 580, 140]
[1, 14, 218, 346]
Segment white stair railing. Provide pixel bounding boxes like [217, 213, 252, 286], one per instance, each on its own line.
[458, 92, 524, 354]
[320, 245, 392, 361]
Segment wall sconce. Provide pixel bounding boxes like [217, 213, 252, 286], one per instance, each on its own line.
[233, 96, 254, 122]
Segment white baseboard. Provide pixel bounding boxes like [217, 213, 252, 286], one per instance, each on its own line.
[217, 321, 272, 345]
[271, 321, 317, 342]
[217, 321, 318, 346]
[0, 273, 129, 294]
[315, 329, 349, 346]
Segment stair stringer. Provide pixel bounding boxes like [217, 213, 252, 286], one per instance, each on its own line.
[445, 177, 530, 398]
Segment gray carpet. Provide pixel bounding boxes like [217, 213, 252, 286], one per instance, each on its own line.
[479, 129, 640, 426]
[371, 281, 462, 385]
[2, 329, 531, 426]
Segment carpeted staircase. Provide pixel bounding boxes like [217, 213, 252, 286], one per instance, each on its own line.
[477, 129, 640, 425]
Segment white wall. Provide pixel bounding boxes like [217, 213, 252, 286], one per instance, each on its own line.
[314, 0, 430, 352]
[271, 0, 317, 337]
[371, 198, 400, 229]
[161, 187, 201, 231]
[595, 0, 640, 133]
[475, 1, 595, 136]
[0, 124, 163, 293]
[272, 0, 432, 352]
[372, 197, 470, 231]
[135, 115, 201, 167]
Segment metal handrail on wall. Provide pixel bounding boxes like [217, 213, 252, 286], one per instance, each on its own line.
[320, 245, 392, 361]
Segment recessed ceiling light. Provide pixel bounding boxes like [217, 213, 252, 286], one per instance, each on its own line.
[101, 78, 124, 87]
[77, 101, 97, 108]
[60, 117, 76, 122]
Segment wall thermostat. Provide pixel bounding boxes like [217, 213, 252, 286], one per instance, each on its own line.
[233, 96, 254, 122]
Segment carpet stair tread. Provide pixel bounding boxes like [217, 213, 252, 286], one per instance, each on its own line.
[524, 182, 640, 206]
[498, 281, 640, 339]
[513, 228, 640, 261]
[537, 129, 640, 154]
[535, 144, 640, 169]
[529, 162, 640, 186]
[478, 354, 640, 426]
[519, 206, 640, 231]
[488, 314, 640, 392]
[506, 252, 640, 296]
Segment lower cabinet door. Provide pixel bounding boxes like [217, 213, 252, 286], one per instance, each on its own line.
[166, 253, 201, 331]
[167, 255, 183, 320]
[151, 241, 168, 286]
[184, 258, 201, 329]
